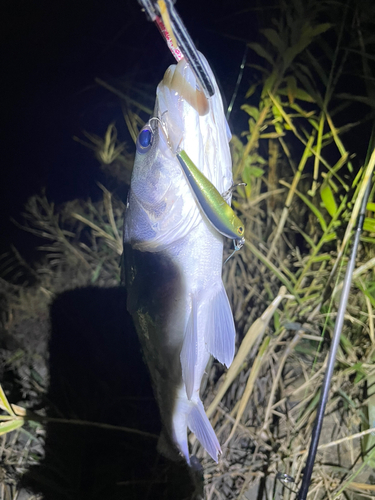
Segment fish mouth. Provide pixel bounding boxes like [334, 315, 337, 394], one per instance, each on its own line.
[163, 58, 209, 116]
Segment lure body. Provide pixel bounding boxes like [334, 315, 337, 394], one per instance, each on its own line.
[176, 149, 245, 248]
[123, 54, 237, 464]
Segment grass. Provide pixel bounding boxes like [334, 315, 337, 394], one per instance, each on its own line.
[1, 0, 375, 498]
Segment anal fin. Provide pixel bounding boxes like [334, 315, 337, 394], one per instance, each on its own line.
[187, 399, 221, 463]
[180, 296, 198, 400]
[205, 283, 235, 368]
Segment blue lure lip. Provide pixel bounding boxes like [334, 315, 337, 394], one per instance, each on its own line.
[136, 125, 153, 154]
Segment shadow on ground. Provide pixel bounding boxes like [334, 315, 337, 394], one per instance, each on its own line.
[23, 286, 201, 500]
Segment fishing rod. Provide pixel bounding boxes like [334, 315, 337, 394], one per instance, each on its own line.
[137, 0, 215, 98]
[297, 168, 373, 499]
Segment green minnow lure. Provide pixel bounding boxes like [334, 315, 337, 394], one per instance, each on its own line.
[176, 149, 245, 251]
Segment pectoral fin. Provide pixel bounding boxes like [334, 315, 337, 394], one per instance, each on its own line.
[180, 296, 198, 400]
[205, 284, 236, 368]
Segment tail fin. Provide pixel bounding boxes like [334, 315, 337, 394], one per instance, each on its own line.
[187, 399, 221, 463]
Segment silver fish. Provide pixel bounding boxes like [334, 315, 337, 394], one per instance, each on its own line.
[123, 53, 236, 464]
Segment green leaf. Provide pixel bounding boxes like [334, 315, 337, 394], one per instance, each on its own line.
[364, 217, 375, 233]
[278, 86, 315, 103]
[367, 202, 375, 212]
[283, 23, 332, 70]
[0, 384, 15, 416]
[294, 68, 322, 104]
[0, 419, 24, 436]
[293, 88, 315, 102]
[240, 161, 265, 198]
[284, 39, 310, 69]
[306, 50, 328, 86]
[352, 362, 366, 384]
[248, 43, 274, 66]
[340, 333, 354, 356]
[320, 184, 338, 217]
[248, 166, 265, 177]
[358, 283, 375, 308]
[354, 371, 365, 384]
[240, 104, 260, 121]
[247, 64, 270, 76]
[285, 75, 297, 104]
[245, 83, 258, 99]
[336, 94, 375, 108]
[322, 232, 337, 243]
[310, 23, 332, 38]
[261, 28, 285, 52]
[251, 154, 267, 165]
[310, 254, 331, 262]
[262, 70, 278, 97]
[361, 236, 375, 244]
[289, 102, 317, 120]
[294, 226, 316, 250]
[241, 167, 252, 198]
[292, 187, 327, 231]
[275, 123, 284, 135]
[272, 104, 282, 120]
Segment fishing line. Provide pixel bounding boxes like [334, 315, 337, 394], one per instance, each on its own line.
[297, 176, 372, 500]
[226, 45, 248, 121]
[223, 247, 237, 265]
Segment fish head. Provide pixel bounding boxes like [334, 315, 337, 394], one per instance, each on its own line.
[156, 54, 232, 193]
[124, 53, 233, 252]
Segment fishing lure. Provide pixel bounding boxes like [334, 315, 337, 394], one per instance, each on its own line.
[176, 149, 245, 252]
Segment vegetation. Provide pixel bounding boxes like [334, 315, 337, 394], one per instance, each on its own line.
[1, 0, 375, 498]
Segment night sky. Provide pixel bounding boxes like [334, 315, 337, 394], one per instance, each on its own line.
[2, 0, 256, 257]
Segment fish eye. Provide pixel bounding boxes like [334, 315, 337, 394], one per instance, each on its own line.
[237, 226, 244, 235]
[136, 125, 153, 154]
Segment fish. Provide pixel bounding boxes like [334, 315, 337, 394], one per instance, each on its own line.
[123, 53, 237, 464]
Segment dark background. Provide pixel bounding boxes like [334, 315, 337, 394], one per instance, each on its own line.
[2, 0, 257, 257]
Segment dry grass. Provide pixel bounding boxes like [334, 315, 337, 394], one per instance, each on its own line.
[2, 0, 375, 498]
